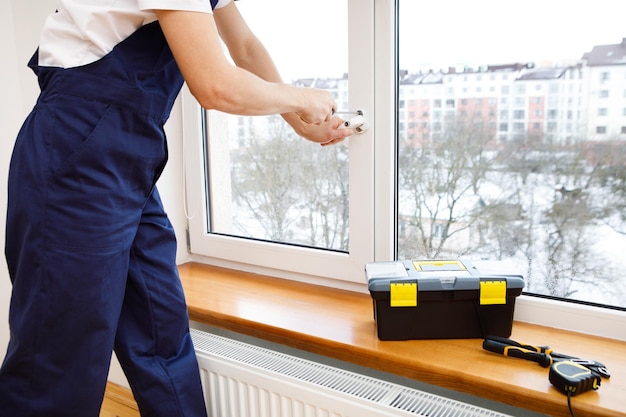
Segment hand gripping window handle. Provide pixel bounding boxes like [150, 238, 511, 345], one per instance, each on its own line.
[333, 110, 369, 134]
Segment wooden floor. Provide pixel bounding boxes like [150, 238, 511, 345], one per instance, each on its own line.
[100, 382, 139, 417]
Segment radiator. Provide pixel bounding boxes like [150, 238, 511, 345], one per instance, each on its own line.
[190, 329, 513, 417]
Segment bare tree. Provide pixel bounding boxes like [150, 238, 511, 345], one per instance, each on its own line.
[538, 143, 619, 299]
[231, 116, 306, 241]
[493, 138, 619, 300]
[230, 116, 349, 250]
[398, 115, 495, 259]
[590, 140, 626, 236]
[399, 117, 623, 303]
[297, 144, 349, 250]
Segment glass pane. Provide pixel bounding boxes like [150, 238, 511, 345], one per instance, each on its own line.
[205, 0, 349, 251]
[397, 0, 626, 308]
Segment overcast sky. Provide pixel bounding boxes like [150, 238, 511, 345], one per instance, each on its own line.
[399, 0, 626, 70]
[236, 0, 625, 80]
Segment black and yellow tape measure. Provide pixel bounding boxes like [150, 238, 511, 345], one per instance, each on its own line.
[483, 336, 608, 417]
[549, 360, 601, 395]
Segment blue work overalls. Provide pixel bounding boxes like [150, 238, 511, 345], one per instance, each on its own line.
[1, 20, 208, 417]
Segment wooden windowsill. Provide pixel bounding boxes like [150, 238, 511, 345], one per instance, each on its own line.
[179, 262, 626, 417]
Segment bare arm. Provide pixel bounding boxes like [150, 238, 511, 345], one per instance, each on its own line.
[156, 7, 333, 123]
[157, 4, 353, 144]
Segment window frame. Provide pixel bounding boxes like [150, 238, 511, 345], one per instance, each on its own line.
[182, 0, 626, 341]
[183, 0, 379, 285]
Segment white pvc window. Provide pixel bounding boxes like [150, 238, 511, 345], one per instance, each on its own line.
[184, 0, 378, 283]
[184, 0, 626, 340]
[396, 0, 626, 338]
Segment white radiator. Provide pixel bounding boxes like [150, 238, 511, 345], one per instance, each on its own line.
[190, 329, 513, 417]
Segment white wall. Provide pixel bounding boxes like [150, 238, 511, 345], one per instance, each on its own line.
[1, 0, 190, 388]
[0, 0, 52, 370]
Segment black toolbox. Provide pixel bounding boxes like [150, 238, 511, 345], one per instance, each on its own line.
[366, 259, 524, 340]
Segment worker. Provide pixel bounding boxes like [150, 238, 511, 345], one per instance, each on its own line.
[0, 1, 353, 416]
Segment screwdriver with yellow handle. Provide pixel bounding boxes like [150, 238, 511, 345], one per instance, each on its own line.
[483, 335, 554, 367]
[483, 335, 610, 378]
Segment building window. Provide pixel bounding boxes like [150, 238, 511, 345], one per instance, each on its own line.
[596, 126, 607, 134]
[549, 83, 560, 94]
[598, 108, 608, 116]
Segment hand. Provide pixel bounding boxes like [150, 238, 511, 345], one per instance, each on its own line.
[283, 114, 354, 146]
[294, 89, 336, 125]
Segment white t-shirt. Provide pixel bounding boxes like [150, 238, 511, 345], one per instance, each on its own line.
[38, 0, 231, 68]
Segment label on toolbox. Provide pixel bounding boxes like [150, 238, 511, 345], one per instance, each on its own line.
[366, 259, 524, 307]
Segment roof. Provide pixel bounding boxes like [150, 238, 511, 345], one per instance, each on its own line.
[516, 67, 568, 81]
[399, 71, 444, 85]
[582, 38, 626, 66]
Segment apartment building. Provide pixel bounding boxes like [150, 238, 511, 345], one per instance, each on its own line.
[582, 37, 626, 139]
[399, 38, 626, 149]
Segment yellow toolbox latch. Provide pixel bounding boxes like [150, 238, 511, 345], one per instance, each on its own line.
[480, 279, 507, 305]
[390, 280, 418, 307]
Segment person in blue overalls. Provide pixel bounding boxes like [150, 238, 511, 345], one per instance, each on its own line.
[0, 1, 353, 416]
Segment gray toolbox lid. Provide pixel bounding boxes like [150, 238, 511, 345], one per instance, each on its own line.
[366, 259, 525, 292]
